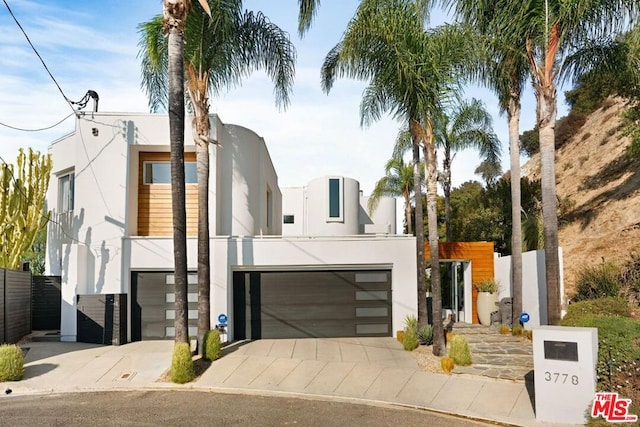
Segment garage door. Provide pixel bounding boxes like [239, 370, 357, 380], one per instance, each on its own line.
[131, 271, 198, 340]
[233, 270, 391, 339]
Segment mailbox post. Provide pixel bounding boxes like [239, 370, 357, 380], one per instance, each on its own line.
[533, 326, 598, 424]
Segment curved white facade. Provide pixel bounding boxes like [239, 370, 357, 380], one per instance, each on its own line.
[306, 176, 360, 235]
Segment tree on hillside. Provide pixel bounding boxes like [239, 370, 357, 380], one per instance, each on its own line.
[0, 148, 52, 271]
[322, 0, 474, 355]
[141, 0, 295, 354]
[474, 158, 502, 187]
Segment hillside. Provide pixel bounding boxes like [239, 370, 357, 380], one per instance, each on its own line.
[522, 97, 640, 296]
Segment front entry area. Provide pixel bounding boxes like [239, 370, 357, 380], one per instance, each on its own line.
[232, 270, 392, 339]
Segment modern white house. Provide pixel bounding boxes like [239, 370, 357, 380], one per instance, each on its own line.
[45, 112, 417, 344]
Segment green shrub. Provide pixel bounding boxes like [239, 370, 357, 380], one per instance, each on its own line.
[474, 278, 498, 293]
[403, 314, 418, 331]
[170, 342, 195, 384]
[203, 329, 221, 361]
[417, 325, 433, 345]
[562, 297, 630, 323]
[561, 314, 640, 391]
[0, 344, 24, 381]
[448, 335, 472, 366]
[403, 326, 419, 351]
[572, 262, 621, 301]
[512, 325, 525, 336]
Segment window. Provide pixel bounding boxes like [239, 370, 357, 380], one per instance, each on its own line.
[283, 215, 295, 224]
[143, 161, 197, 184]
[327, 177, 343, 221]
[59, 173, 74, 212]
[266, 187, 273, 228]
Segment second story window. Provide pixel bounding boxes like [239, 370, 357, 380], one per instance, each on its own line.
[59, 172, 75, 213]
[327, 177, 343, 222]
[143, 161, 197, 184]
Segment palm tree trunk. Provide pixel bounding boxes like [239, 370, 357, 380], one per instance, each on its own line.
[422, 119, 445, 356]
[409, 120, 427, 333]
[537, 83, 561, 325]
[194, 112, 211, 355]
[443, 143, 452, 242]
[164, 0, 189, 344]
[403, 192, 412, 235]
[508, 98, 523, 324]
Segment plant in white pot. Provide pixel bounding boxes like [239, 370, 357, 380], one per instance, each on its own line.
[474, 279, 499, 326]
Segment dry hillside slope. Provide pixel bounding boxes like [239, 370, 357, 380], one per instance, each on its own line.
[523, 97, 640, 297]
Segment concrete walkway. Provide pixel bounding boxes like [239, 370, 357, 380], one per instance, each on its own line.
[1, 337, 580, 427]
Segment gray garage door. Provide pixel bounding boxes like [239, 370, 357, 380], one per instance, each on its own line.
[131, 271, 198, 340]
[233, 270, 392, 339]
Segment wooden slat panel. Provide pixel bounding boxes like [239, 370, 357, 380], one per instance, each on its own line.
[4, 269, 32, 343]
[137, 152, 197, 236]
[32, 276, 61, 330]
[425, 242, 495, 324]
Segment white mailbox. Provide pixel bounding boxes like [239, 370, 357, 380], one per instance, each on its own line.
[533, 326, 598, 424]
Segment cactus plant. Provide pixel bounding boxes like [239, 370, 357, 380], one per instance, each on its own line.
[0, 148, 52, 270]
[448, 335, 472, 366]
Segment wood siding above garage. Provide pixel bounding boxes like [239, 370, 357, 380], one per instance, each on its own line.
[137, 152, 197, 236]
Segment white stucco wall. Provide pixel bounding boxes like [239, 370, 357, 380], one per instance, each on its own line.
[494, 248, 564, 327]
[359, 195, 396, 234]
[281, 187, 305, 235]
[305, 176, 360, 235]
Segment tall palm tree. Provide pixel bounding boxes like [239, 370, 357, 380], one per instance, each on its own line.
[489, 0, 637, 324]
[141, 0, 295, 354]
[322, 0, 473, 355]
[433, 98, 500, 242]
[297, 0, 321, 36]
[368, 134, 423, 235]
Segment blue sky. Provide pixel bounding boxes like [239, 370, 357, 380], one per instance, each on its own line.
[0, 0, 568, 194]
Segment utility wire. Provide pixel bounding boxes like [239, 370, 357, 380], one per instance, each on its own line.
[0, 113, 74, 132]
[2, 0, 76, 113]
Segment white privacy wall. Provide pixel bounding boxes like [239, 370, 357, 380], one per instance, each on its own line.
[494, 248, 564, 327]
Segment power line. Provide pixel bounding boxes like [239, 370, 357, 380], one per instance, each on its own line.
[0, 113, 74, 132]
[2, 0, 76, 113]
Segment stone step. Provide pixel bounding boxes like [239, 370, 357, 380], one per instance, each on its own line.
[453, 364, 534, 382]
[462, 334, 525, 343]
[470, 353, 534, 367]
[469, 343, 533, 355]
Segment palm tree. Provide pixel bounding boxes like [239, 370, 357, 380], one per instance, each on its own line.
[297, 0, 321, 36]
[322, 0, 473, 355]
[433, 98, 500, 242]
[447, 0, 540, 324]
[368, 134, 423, 235]
[489, 0, 637, 324]
[141, 1, 295, 352]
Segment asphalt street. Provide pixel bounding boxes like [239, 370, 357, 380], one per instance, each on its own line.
[0, 390, 494, 426]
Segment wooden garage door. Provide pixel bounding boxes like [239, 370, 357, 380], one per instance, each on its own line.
[131, 271, 198, 340]
[233, 270, 391, 339]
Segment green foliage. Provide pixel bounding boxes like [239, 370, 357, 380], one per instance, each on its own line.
[511, 325, 524, 336]
[562, 297, 630, 323]
[21, 227, 46, 275]
[560, 313, 640, 392]
[519, 127, 539, 156]
[565, 72, 619, 115]
[203, 329, 221, 361]
[622, 105, 640, 159]
[572, 262, 621, 302]
[0, 148, 52, 271]
[170, 342, 195, 384]
[403, 326, 419, 351]
[474, 278, 498, 293]
[448, 335, 472, 366]
[417, 325, 433, 345]
[402, 314, 419, 351]
[0, 344, 24, 381]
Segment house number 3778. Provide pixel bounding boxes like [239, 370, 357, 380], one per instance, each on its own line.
[544, 371, 579, 385]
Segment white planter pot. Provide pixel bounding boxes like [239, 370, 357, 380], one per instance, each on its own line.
[477, 292, 498, 325]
